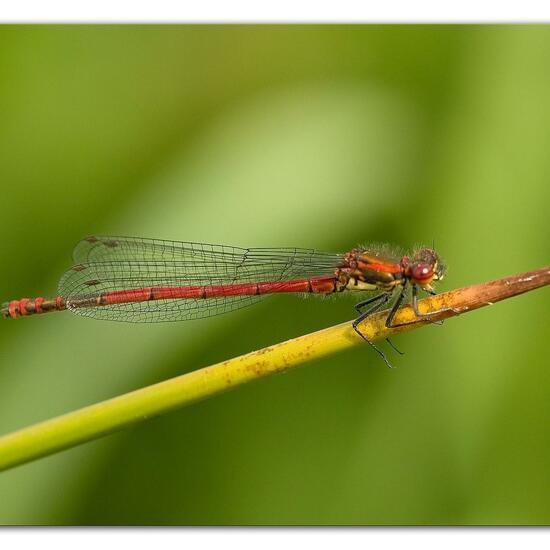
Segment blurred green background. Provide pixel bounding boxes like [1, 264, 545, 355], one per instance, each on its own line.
[0, 25, 549, 525]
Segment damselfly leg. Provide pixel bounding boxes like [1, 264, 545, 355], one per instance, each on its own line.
[355, 292, 403, 354]
[412, 285, 444, 325]
[382, 282, 410, 355]
[384, 281, 408, 329]
[353, 292, 396, 368]
[383, 284, 445, 330]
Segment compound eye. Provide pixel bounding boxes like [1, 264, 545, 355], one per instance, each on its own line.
[412, 262, 433, 282]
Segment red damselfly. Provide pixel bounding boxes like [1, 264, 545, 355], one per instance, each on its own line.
[2, 236, 446, 367]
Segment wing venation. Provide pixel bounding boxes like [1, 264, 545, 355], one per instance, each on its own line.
[62, 236, 341, 322]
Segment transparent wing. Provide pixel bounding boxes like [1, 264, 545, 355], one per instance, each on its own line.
[73, 235, 252, 263]
[60, 236, 342, 323]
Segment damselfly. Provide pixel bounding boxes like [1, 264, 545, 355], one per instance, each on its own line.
[2, 236, 446, 367]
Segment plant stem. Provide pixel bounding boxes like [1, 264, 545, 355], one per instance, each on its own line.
[0, 266, 548, 472]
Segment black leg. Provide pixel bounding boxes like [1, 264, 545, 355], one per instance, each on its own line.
[385, 281, 408, 328]
[385, 337, 404, 355]
[381, 282, 444, 331]
[412, 283, 420, 316]
[352, 293, 394, 368]
[355, 292, 390, 313]
[382, 283, 409, 356]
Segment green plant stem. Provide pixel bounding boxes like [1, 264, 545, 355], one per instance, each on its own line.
[0, 266, 548, 472]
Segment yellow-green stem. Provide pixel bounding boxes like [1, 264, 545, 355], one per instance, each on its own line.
[0, 266, 548, 472]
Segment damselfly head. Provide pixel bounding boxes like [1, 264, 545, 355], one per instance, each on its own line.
[409, 248, 446, 287]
